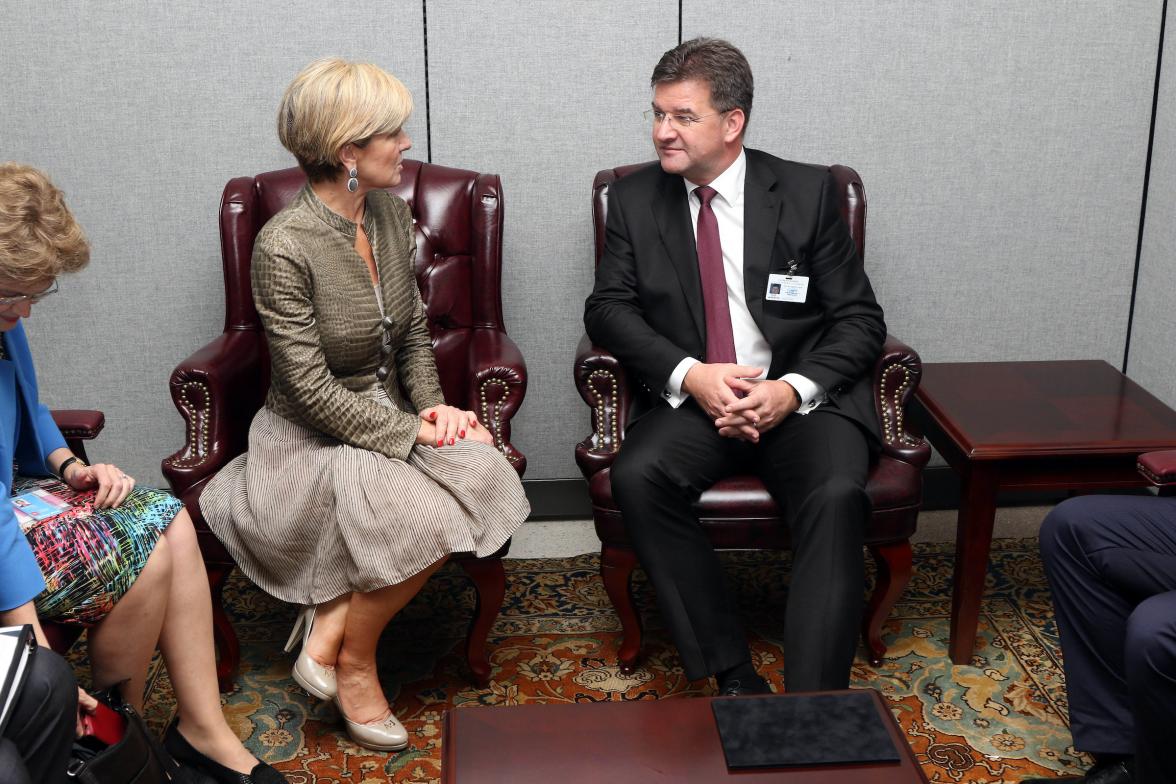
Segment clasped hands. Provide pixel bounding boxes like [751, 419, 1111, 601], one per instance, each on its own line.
[682, 363, 800, 443]
[416, 405, 494, 447]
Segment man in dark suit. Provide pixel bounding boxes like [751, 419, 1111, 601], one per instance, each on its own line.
[1023, 495, 1176, 784]
[584, 38, 886, 695]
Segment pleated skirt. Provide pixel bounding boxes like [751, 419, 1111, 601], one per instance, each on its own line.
[200, 407, 530, 604]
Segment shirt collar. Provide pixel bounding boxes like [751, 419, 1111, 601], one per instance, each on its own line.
[684, 148, 746, 206]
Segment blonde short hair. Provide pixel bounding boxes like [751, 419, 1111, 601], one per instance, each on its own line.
[278, 57, 413, 182]
[0, 163, 90, 285]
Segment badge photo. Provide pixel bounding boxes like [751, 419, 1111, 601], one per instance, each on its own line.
[766, 272, 808, 303]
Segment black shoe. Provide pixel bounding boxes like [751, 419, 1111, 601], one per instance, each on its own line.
[718, 674, 772, 697]
[1021, 757, 1134, 784]
[163, 721, 289, 784]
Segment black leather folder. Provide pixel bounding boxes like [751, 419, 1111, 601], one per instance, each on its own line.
[711, 689, 901, 768]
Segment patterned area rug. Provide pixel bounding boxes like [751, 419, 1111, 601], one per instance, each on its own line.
[124, 537, 1086, 783]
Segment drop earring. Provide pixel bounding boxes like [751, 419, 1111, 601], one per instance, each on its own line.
[347, 166, 359, 193]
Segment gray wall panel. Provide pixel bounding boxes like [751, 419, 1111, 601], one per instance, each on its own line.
[2, 1, 426, 484]
[1129, 5, 1176, 406]
[1, 2, 1168, 494]
[685, 1, 1158, 365]
[427, 0, 676, 479]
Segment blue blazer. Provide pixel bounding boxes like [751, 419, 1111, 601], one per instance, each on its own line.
[0, 323, 68, 611]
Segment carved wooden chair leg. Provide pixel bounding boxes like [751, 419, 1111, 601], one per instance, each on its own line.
[458, 556, 506, 687]
[601, 543, 643, 673]
[206, 565, 239, 693]
[861, 539, 913, 666]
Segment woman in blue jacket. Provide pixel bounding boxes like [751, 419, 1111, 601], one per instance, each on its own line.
[0, 163, 286, 784]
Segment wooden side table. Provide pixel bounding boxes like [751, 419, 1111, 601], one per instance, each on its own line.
[913, 360, 1176, 664]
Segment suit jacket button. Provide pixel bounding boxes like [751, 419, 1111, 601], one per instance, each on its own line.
[376, 366, 390, 381]
[382, 316, 395, 330]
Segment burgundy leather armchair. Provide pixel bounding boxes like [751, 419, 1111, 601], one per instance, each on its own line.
[575, 163, 931, 672]
[162, 161, 527, 690]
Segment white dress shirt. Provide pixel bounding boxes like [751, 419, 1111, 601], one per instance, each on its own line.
[663, 149, 825, 414]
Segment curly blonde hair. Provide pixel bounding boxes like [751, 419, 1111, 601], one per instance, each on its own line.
[0, 163, 90, 285]
[278, 57, 413, 183]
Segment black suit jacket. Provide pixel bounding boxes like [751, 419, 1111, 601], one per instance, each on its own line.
[584, 148, 886, 441]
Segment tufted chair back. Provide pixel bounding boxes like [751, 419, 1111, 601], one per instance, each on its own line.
[592, 161, 865, 262]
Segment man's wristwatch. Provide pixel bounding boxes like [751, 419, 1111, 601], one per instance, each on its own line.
[55, 456, 87, 483]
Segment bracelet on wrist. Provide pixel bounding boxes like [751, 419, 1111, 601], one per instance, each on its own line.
[55, 456, 87, 483]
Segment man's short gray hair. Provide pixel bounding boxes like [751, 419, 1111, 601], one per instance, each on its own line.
[651, 38, 753, 126]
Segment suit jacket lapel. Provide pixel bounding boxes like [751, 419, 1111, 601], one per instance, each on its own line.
[652, 173, 706, 345]
[743, 153, 782, 332]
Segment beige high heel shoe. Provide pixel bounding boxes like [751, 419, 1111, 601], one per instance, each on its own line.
[333, 697, 409, 752]
[283, 605, 337, 701]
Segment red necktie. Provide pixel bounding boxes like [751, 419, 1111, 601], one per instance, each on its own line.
[694, 185, 737, 364]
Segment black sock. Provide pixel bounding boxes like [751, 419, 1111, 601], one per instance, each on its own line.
[716, 661, 760, 688]
[1091, 754, 1134, 778]
[1093, 753, 1131, 766]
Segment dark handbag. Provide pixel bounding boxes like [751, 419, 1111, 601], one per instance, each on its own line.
[66, 687, 174, 783]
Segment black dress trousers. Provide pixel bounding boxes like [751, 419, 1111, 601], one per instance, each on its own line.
[610, 399, 870, 691]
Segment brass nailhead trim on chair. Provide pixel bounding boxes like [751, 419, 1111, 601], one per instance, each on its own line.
[587, 369, 619, 451]
[880, 365, 918, 446]
[171, 381, 212, 467]
[479, 378, 518, 463]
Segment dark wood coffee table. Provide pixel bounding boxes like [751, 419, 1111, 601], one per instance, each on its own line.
[442, 689, 927, 783]
[914, 359, 1176, 664]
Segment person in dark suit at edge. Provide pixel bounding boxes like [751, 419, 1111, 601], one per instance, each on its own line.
[584, 37, 886, 696]
[1022, 493, 1176, 784]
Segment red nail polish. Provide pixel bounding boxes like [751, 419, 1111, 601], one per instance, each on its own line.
[449, 437, 455, 445]
[460, 430, 466, 438]
[437, 439, 443, 446]
[430, 412, 437, 420]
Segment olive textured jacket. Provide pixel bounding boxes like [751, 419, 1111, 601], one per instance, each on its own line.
[252, 185, 445, 461]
